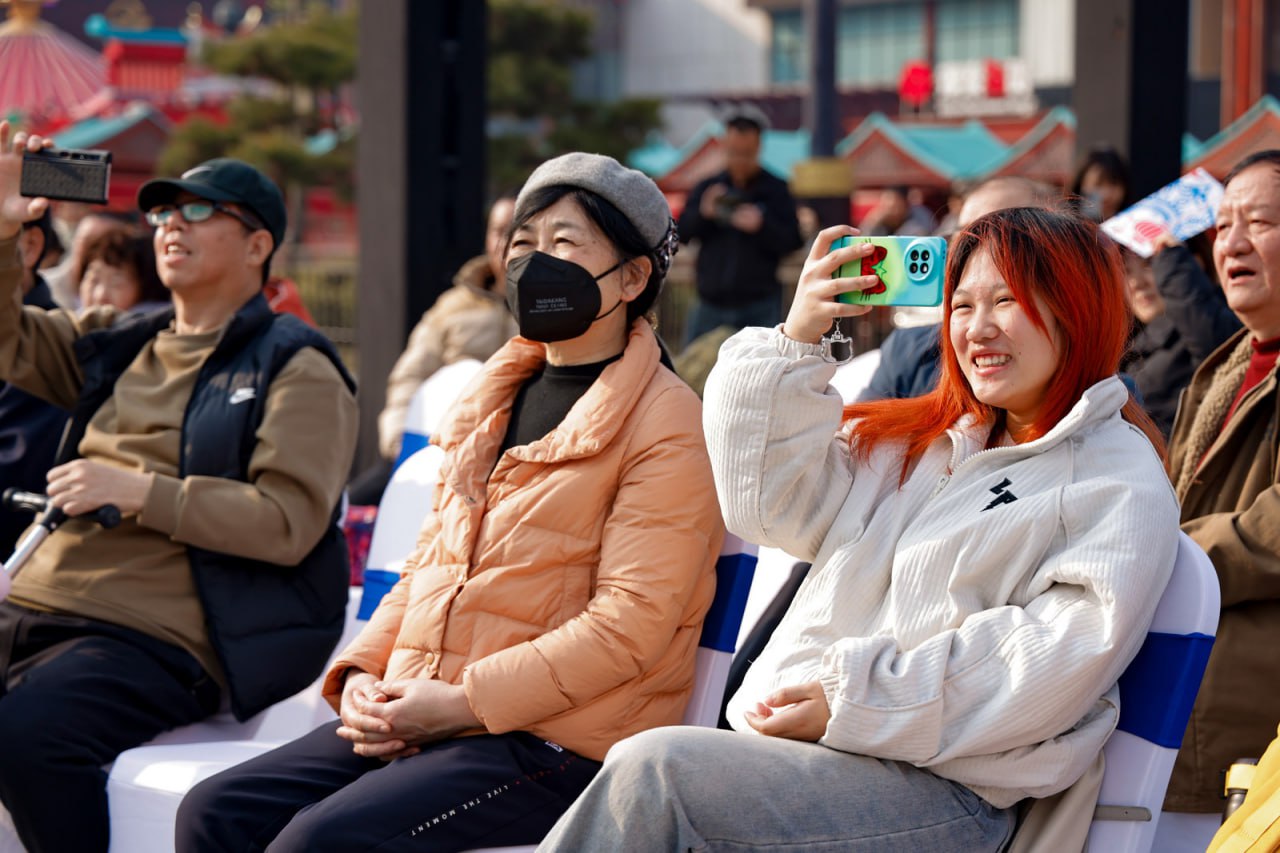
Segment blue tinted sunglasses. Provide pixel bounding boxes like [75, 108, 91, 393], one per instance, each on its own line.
[145, 201, 263, 232]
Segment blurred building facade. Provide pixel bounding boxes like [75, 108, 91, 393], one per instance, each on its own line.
[567, 0, 1277, 150]
[566, 0, 1071, 141]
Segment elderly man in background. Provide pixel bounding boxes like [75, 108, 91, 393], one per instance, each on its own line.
[1161, 150, 1280, 837]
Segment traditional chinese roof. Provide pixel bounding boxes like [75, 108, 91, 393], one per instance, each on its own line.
[1183, 95, 1280, 179]
[52, 98, 165, 149]
[632, 121, 812, 193]
[84, 12, 186, 45]
[0, 1, 105, 122]
[633, 109, 1075, 193]
[979, 107, 1076, 185]
[836, 112, 1009, 185]
[50, 100, 170, 207]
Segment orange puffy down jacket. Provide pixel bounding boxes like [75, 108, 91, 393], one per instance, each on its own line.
[323, 320, 722, 760]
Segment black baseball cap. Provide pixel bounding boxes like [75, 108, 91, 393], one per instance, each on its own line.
[137, 158, 287, 249]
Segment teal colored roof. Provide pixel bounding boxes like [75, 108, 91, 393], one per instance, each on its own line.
[1185, 94, 1280, 165]
[836, 112, 1009, 180]
[85, 14, 188, 45]
[1182, 133, 1205, 164]
[54, 103, 165, 149]
[629, 121, 812, 182]
[980, 106, 1074, 178]
[761, 128, 812, 178]
[627, 139, 681, 177]
[628, 122, 721, 178]
[632, 108, 1077, 185]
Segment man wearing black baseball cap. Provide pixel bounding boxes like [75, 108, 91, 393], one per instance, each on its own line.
[0, 124, 359, 852]
[138, 157, 288, 262]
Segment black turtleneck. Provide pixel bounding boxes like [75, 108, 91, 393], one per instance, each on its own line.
[499, 354, 622, 455]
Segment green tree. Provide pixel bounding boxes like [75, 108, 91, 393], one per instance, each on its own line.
[157, 7, 357, 238]
[488, 0, 662, 194]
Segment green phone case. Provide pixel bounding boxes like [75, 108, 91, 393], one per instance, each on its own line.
[832, 235, 946, 307]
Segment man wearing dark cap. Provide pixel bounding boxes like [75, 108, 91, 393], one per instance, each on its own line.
[0, 124, 359, 852]
[677, 104, 803, 345]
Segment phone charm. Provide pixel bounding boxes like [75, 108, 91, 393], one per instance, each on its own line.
[821, 318, 854, 365]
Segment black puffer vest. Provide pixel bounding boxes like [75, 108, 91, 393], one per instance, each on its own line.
[57, 294, 356, 720]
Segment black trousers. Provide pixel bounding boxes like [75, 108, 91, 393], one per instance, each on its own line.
[176, 722, 602, 852]
[0, 601, 221, 853]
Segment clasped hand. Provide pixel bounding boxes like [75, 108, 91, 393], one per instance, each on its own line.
[743, 680, 831, 743]
[337, 671, 481, 761]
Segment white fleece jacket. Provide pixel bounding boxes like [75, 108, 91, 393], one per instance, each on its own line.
[705, 327, 1180, 808]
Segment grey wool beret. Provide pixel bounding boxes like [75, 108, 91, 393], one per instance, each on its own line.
[518, 152, 673, 250]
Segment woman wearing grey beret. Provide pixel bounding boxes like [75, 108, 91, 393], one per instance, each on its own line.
[177, 153, 724, 852]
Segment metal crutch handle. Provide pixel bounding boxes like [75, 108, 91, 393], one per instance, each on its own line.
[2, 490, 122, 581]
[1, 488, 121, 530]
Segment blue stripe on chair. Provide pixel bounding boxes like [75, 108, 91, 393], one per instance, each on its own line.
[394, 433, 430, 471]
[700, 551, 758, 653]
[358, 569, 401, 620]
[1116, 631, 1215, 749]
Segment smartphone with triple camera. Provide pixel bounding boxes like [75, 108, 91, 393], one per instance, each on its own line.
[20, 148, 112, 205]
[831, 234, 946, 307]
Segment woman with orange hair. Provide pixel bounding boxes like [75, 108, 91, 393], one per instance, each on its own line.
[539, 207, 1181, 851]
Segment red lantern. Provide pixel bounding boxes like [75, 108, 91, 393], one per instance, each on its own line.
[899, 60, 933, 108]
[985, 59, 1005, 98]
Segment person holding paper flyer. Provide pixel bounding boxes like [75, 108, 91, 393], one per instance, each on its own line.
[1163, 149, 1280, 818]
[540, 207, 1179, 852]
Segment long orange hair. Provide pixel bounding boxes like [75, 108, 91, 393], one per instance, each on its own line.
[844, 206, 1164, 481]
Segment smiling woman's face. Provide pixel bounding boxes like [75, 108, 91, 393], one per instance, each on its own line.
[949, 247, 1062, 439]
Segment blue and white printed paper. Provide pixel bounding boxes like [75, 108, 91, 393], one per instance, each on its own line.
[1101, 168, 1223, 258]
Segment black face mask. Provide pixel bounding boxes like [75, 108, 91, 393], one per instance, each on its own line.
[505, 251, 624, 343]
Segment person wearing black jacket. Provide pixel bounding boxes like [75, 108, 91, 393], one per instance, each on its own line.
[677, 107, 803, 345]
[1121, 237, 1241, 437]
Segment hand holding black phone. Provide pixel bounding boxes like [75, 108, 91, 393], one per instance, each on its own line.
[20, 148, 112, 205]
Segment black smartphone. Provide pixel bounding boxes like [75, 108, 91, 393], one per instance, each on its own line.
[20, 148, 112, 205]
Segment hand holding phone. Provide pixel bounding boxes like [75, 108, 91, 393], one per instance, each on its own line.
[0, 121, 54, 236]
[830, 235, 945, 307]
[783, 225, 879, 344]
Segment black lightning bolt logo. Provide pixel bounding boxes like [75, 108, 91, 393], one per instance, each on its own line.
[981, 477, 1018, 512]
